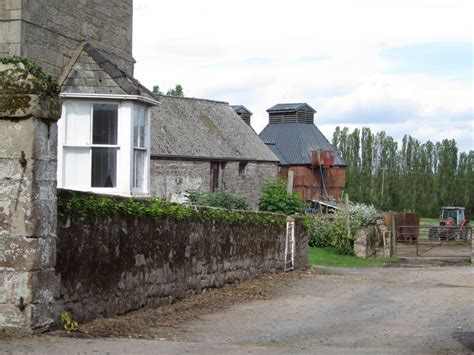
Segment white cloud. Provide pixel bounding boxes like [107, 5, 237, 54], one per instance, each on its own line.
[132, 0, 473, 151]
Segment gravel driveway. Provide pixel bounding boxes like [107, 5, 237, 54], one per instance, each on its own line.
[1, 264, 473, 354]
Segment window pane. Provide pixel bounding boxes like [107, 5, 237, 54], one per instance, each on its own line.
[139, 107, 146, 148]
[93, 104, 118, 145]
[66, 102, 90, 145]
[91, 147, 117, 188]
[133, 149, 146, 189]
[133, 106, 139, 147]
[63, 147, 90, 188]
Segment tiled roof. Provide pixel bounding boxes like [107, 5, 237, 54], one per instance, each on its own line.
[151, 95, 278, 162]
[59, 42, 155, 102]
[259, 123, 347, 166]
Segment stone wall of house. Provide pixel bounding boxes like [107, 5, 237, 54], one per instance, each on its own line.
[0, 0, 21, 57]
[0, 62, 61, 330]
[354, 215, 391, 258]
[150, 160, 277, 209]
[0, 0, 134, 76]
[56, 190, 308, 323]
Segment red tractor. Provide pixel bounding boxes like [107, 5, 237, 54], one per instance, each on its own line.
[428, 207, 469, 240]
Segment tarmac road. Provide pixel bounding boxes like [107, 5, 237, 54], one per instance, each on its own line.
[1, 265, 473, 354]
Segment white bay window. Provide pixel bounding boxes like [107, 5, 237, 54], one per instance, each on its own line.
[133, 105, 147, 190]
[58, 99, 150, 196]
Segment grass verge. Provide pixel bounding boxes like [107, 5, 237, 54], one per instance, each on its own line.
[308, 247, 397, 267]
[420, 217, 438, 227]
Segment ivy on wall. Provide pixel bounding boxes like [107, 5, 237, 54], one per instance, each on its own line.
[0, 56, 60, 115]
[58, 190, 287, 228]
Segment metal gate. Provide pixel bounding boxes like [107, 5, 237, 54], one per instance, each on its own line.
[285, 219, 295, 271]
[396, 225, 472, 258]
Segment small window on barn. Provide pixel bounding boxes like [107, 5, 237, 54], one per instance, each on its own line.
[239, 162, 247, 176]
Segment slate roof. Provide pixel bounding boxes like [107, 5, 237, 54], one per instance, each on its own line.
[231, 105, 253, 115]
[151, 95, 278, 162]
[259, 123, 347, 166]
[59, 42, 156, 102]
[267, 103, 316, 113]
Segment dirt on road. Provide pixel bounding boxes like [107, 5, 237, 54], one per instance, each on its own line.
[1, 263, 473, 354]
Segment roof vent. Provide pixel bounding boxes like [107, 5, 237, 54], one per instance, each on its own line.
[267, 103, 316, 124]
[231, 105, 252, 126]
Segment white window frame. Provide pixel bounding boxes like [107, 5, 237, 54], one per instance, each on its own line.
[59, 100, 123, 194]
[58, 99, 151, 196]
[131, 104, 150, 195]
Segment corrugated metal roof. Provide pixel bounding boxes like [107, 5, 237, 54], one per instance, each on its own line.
[267, 103, 316, 113]
[259, 123, 347, 166]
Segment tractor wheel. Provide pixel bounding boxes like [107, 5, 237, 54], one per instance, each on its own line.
[428, 227, 437, 240]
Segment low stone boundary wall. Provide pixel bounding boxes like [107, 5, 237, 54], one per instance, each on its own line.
[354, 215, 391, 258]
[56, 190, 308, 323]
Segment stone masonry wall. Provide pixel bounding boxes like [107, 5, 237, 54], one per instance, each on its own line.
[150, 160, 278, 210]
[56, 190, 308, 323]
[150, 160, 211, 201]
[221, 162, 278, 210]
[354, 215, 391, 258]
[0, 61, 61, 330]
[1, 0, 134, 77]
[0, 0, 22, 57]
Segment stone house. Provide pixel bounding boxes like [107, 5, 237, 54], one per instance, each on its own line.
[0, 0, 278, 207]
[259, 103, 347, 201]
[150, 95, 279, 209]
[1, 0, 157, 197]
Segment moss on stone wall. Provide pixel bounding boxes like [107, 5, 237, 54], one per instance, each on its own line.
[0, 56, 60, 116]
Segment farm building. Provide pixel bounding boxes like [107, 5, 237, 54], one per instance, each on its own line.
[259, 103, 347, 201]
[150, 96, 279, 209]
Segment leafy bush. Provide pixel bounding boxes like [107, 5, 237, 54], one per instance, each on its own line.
[59, 191, 283, 227]
[258, 179, 304, 215]
[186, 190, 249, 210]
[307, 202, 378, 255]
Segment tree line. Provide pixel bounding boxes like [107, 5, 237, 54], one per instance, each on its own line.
[332, 127, 474, 218]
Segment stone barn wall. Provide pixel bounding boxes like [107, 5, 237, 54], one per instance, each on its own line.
[56, 190, 308, 323]
[150, 159, 278, 210]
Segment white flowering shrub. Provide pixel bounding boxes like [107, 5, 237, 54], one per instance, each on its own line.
[308, 202, 379, 255]
[347, 203, 378, 226]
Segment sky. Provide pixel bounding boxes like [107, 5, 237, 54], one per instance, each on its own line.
[133, 0, 473, 152]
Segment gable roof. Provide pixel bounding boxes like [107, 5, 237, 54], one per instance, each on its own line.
[59, 42, 157, 104]
[231, 105, 253, 115]
[267, 103, 316, 113]
[259, 123, 347, 166]
[151, 95, 278, 162]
